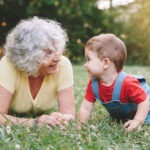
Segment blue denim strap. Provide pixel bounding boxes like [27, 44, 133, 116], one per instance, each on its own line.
[112, 71, 127, 100]
[133, 75, 150, 96]
[92, 78, 102, 101]
[92, 71, 127, 102]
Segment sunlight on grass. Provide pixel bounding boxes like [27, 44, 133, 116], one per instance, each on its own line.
[0, 65, 150, 149]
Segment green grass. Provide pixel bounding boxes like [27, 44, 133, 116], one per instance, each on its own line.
[1, 65, 150, 150]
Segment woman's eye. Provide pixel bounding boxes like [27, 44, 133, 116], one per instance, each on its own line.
[44, 50, 53, 57]
[46, 52, 52, 56]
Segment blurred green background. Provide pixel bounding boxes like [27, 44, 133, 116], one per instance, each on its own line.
[0, 0, 149, 65]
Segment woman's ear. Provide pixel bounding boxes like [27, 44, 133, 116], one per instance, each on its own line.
[103, 58, 111, 69]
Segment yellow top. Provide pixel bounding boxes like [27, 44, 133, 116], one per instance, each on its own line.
[0, 56, 73, 114]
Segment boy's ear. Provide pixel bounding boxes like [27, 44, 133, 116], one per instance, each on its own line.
[103, 58, 111, 69]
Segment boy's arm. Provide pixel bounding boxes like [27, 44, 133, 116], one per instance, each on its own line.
[78, 99, 94, 124]
[134, 96, 149, 123]
[124, 96, 149, 132]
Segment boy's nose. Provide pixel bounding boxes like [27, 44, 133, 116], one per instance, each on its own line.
[84, 62, 87, 68]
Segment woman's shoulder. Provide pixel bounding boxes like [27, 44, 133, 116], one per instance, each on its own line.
[0, 56, 20, 74]
[53, 55, 73, 78]
[60, 55, 71, 64]
[0, 56, 21, 93]
[59, 55, 72, 69]
[0, 56, 13, 68]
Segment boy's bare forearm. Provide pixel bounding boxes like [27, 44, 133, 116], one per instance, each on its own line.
[78, 99, 94, 124]
[134, 96, 150, 124]
[78, 108, 90, 124]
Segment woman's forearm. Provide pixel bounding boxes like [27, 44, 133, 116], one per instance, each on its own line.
[0, 113, 35, 126]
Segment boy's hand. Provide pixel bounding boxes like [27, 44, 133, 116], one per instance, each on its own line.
[123, 119, 141, 132]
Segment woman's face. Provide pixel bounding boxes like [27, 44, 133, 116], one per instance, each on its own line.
[39, 49, 63, 75]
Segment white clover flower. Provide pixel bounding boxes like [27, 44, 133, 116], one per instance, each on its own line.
[26, 127, 30, 133]
[6, 126, 11, 135]
[15, 144, 21, 150]
[90, 124, 97, 131]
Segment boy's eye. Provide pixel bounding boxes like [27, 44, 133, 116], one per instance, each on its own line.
[87, 58, 90, 61]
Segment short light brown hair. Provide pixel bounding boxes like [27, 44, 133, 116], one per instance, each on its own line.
[85, 33, 127, 72]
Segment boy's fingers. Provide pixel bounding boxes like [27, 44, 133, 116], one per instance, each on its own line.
[123, 120, 130, 128]
[137, 125, 141, 131]
[123, 120, 141, 132]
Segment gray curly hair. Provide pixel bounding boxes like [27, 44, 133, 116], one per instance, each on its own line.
[4, 16, 68, 76]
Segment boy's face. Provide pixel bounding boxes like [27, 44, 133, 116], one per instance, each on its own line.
[84, 50, 105, 78]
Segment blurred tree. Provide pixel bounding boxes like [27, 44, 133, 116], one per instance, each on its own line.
[0, 0, 30, 44]
[0, 0, 115, 63]
[122, 0, 150, 65]
[24, 0, 109, 63]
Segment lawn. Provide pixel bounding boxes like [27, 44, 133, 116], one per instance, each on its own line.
[0, 65, 150, 150]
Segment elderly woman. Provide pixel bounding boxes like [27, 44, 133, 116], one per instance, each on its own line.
[0, 17, 75, 127]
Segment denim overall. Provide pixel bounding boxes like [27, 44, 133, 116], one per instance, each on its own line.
[92, 71, 150, 123]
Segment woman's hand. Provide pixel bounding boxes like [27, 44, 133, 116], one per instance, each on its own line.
[36, 112, 74, 128]
[37, 112, 63, 127]
[62, 114, 75, 125]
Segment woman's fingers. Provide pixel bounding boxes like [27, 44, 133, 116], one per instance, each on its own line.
[38, 115, 60, 127]
[62, 114, 75, 121]
[37, 113, 74, 128]
[45, 116, 60, 127]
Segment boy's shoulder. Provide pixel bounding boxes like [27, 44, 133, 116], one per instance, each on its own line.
[116, 71, 141, 84]
[113, 71, 142, 93]
[124, 74, 139, 83]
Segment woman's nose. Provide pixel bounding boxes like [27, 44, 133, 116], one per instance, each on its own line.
[52, 52, 61, 62]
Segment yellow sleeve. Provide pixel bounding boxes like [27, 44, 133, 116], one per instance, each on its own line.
[56, 56, 74, 91]
[0, 56, 18, 93]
